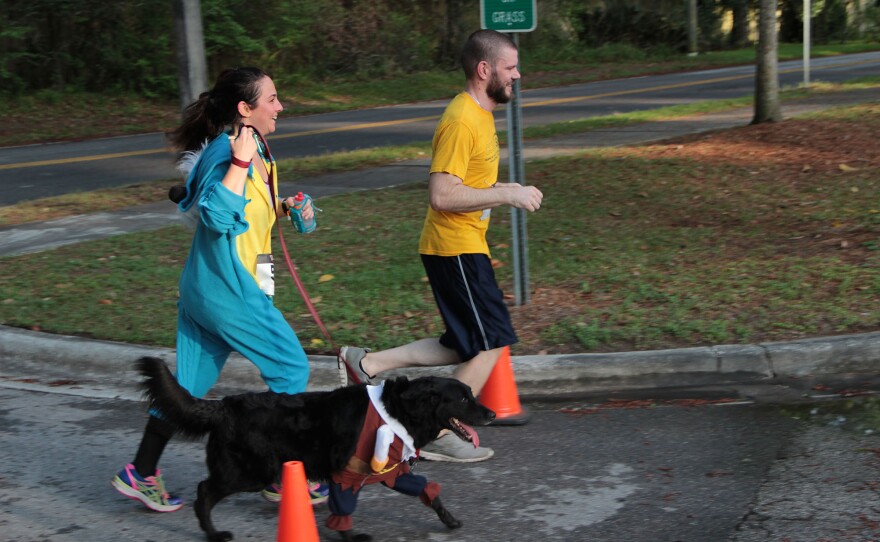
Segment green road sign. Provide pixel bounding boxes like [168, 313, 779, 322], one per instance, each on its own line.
[480, 0, 537, 33]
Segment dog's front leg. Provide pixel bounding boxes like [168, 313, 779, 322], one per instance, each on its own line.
[431, 496, 462, 529]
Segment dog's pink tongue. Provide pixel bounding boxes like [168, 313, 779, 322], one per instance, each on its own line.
[462, 422, 480, 448]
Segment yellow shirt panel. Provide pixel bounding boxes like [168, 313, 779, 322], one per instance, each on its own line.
[235, 158, 277, 283]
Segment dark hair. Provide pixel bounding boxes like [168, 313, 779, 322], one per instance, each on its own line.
[460, 30, 517, 79]
[167, 67, 269, 153]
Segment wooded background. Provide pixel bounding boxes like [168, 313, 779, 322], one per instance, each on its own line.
[2, 0, 878, 98]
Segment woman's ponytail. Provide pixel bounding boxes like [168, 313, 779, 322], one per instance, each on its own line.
[167, 67, 269, 154]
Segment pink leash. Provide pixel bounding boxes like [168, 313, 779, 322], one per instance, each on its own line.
[274, 221, 361, 384]
[243, 123, 362, 385]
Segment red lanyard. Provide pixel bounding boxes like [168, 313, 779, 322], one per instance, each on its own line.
[241, 124, 276, 205]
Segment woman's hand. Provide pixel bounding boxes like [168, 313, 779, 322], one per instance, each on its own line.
[229, 124, 258, 164]
[220, 124, 257, 196]
[281, 196, 314, 221]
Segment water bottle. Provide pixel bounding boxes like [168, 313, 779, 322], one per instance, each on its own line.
[288, 192, 317, 234]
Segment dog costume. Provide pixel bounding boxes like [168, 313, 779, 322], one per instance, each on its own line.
[326, 382, 441, 532]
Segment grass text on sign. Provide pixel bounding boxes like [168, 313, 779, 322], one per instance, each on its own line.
[480, 0, 537, 33]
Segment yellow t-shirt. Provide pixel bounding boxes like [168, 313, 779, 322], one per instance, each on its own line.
[418, 92, 499, 256]
[235, 157, 278, 283]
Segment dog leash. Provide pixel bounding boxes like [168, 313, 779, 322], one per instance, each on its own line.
[243, 124, 362, 386]
[273, 228, 362, 385]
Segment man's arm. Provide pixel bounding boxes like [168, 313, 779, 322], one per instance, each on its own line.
[428, 172, 543, 213]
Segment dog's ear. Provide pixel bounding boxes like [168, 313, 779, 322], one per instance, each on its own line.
[401, 377, 443, 407]
[384, 376, 409, 393]
[410, 376, 444, 407]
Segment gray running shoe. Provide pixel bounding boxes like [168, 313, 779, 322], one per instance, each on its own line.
[419, 432, 494, 463]
[338, 346, 375, 385]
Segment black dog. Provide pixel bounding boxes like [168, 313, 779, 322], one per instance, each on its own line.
[134, 357, 496, 542]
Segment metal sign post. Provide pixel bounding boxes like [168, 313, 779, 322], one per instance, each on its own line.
[481, 0, 536, 306]
[506, 35, 529, 305]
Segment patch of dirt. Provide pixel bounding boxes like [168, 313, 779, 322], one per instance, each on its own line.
[629, 114, 880, 173]
[508, 105, 880, 355]
[508, 286, 592, 354]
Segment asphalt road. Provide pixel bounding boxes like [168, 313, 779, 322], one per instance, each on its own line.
[1, 51, 879, 205]
[2, 378, 878, 542]
[0, 383, 804, 542]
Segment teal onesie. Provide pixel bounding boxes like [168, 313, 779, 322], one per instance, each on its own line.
[173, 133, 309, 398]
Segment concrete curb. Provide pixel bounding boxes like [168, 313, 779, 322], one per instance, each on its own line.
[2, 324, 877, 398]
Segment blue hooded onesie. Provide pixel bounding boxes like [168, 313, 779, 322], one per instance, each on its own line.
[172, 133, 309, 398]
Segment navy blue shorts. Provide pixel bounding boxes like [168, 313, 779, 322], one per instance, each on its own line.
[420, 254, 518, 362]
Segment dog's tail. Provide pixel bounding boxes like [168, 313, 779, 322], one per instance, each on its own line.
[136, 356, 225, 439]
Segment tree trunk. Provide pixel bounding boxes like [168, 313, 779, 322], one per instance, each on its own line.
[729, 0, 751, 48]
[752, 0, 782, 124]
[172, 0, 208, 113]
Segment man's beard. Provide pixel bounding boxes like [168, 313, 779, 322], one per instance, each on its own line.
[486, 71, 512, 104]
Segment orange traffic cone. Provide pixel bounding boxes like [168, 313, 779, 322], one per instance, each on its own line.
[478, 346, 530, 426]
[276, 461, 320, 542]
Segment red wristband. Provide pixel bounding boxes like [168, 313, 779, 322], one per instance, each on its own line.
[230, 156, 251, 169]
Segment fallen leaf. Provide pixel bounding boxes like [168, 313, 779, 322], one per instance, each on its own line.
[802, 164, 812, 172]
[839, 163, 858, 172]
[99, 299, 113, 305]
[310, 338, 325, 346]
[318, 274, 334, 283]
[491, 258, 504, 268]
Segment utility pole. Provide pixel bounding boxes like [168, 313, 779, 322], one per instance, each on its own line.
[172, 0, 208, 112]
[687, 0, 698, 56]
[803, 0, 811, 86]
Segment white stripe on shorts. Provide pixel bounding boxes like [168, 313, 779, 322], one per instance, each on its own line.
[455, 255, 490, 351]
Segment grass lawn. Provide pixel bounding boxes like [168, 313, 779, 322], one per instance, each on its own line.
[1, 102, 877, 355]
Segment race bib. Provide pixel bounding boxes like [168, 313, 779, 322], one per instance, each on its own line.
[256, 254, 275, 297]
